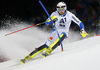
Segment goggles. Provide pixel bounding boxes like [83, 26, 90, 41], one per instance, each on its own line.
[57, 6, 66, 12]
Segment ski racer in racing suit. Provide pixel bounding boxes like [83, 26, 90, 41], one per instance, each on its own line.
[20, 2, 88, 64]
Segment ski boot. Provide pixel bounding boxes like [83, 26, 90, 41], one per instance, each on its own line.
[42, 48, 53, 57]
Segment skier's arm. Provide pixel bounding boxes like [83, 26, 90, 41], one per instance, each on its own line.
[71, 14, 83, 29]
[71, 14, 88, 37]
[45, 16, 58, 25]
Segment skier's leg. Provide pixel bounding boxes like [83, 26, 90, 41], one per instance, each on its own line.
[20, 44, 47, 64]
[42, 33, 66, 57]
[30, 44, 47, 58]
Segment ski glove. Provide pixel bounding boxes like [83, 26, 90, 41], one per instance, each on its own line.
[80, 29, 89, 37]
[52, 16, 58, 23]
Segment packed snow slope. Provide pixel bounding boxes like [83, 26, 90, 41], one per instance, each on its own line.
[0, 22, 100, 70]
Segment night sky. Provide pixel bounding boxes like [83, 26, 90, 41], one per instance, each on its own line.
[0, 0, 76, 21]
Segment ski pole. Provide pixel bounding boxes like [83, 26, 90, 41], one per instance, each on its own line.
[39, 0, 64, 51]
[5, 21, 45, 36]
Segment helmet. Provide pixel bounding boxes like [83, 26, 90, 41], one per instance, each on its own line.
[56, 2, 67, 13]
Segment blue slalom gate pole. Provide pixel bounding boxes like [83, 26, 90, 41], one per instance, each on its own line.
[39, 0, 63, 51]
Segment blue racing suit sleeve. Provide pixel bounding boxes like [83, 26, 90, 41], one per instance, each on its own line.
[80, 22, 84, 30]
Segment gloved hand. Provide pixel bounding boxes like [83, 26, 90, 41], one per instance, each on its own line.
[80, 29, 89, 37]
[52, 18, 58, 23]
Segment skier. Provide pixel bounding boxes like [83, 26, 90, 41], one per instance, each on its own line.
[20, 2, 88, 64]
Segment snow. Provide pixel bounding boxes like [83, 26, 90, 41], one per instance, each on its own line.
[0, 23, 100, 70]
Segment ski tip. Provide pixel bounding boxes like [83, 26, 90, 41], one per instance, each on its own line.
[20, 59, 25, 64]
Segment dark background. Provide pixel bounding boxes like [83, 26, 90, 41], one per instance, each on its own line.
[0, 0, 100, 31]
[0, 0, 99, 20]
[1, 0, 99, 20]
[0, 0, 78, 20]
[0, 0, 56, 20]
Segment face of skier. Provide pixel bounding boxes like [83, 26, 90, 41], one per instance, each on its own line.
[57, 6, 66, 15]
[56, 2, 67, 15]
[59, 10, 66, 15]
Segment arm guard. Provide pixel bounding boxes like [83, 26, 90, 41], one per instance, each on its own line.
[80, 22, 84, 30]
[45, 16, 58, 25]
